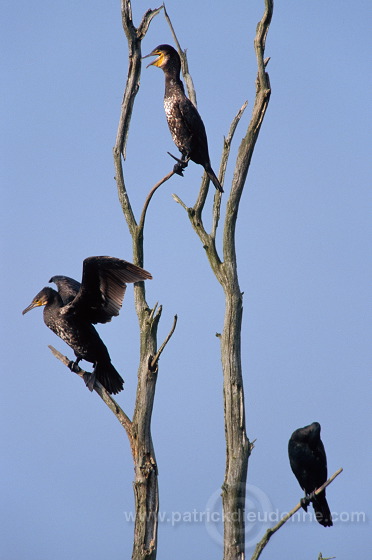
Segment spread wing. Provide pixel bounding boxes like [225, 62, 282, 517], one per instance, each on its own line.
[63, 256, 152, 324]
[50, 275, 81, 305]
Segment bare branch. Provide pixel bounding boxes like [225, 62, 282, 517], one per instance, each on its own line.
[113, 146, 137, 235]
[210, 101, 248, 240]
[48, 345, 133, 441]
[116, 3, 273, 559]
[211, 188, 222, 241]
[168, 2, 273, 559]
[164, 36, 249, 286]
[172, 193, 188, 212]
[148, 302, 160, 323]
[192, 171, 216, 222]
[151, 315, 178, 370]
[113, 3, 175, 557]
[172, 193, 223, 282]
[313, 467, 343, 495]
[138, 170, 176, 233]
[117, 4, 163, 159]
[254, 1, 273, 85]
[137, 7, 163, 40]
[250, 468, 343, 560]
[163, 11, 227, 249]
[224, 0, 272, 270]
[163, 5, 197, 106]
[222, 101, 249, 178]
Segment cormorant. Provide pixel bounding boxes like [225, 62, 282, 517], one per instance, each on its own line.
[288, 422, 333, 527]
[144, 44, 223, 193]
[22, 256, 152, 395]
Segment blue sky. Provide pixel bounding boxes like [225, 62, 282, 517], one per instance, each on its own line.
[1, 1, 371, 558]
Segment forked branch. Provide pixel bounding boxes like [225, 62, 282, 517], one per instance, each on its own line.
[113, 3, 179, 559]
[223, 0, 272, 269]
[117, 3, 163, 159]
[150, 314, 178, 370]
[164, 3, 273, 560]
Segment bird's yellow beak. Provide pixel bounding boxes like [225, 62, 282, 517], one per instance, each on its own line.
[142, 49, 163, 68]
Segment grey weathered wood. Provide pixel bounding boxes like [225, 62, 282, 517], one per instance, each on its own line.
[113, 5, 173, 559]
[170, 2, 273, 558]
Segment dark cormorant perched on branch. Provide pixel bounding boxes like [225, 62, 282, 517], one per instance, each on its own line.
[288, 422, 333, 527]
[144, 44, 223, 193]
[22, 256, 152, 395]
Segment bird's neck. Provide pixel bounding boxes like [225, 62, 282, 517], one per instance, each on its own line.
[164, 72, 185, 96]
[45, 290, 63, 310]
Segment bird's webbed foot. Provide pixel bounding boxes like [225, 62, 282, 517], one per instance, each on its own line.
[173, 162, 185, 176]
[69, 358, 82, 373]
[308, 491, 317, 503]
[167, 152, 190, 176]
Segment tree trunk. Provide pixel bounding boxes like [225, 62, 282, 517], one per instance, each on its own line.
[221, 288, 250, 560]
[131, 306, 161, 560]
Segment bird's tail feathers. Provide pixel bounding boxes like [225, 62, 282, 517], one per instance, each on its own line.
[205, 165, 223, 193]
[83, 371, 96, 392]
[84, 362, 124, 395]
[312, 492, 333, 527]
[95, 362, 124, 395]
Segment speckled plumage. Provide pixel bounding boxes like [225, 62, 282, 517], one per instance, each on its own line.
[146, 44, 223, 193]
[23, 256, 152, 394]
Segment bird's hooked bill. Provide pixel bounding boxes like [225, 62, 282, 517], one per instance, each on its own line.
[142, 50, 159, 68]
[22, 301, 40, 315]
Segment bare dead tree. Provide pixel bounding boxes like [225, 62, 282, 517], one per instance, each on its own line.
[169, 2, 273, 559]
[113, 1, 274, 559]
[38, 2, 345, 559]
[165, 4, 343, 559]
[49, 3, 173, 559]
[48, 3, 181, 558]
[51, 1, 332, 559]
[112, 4, 172, 559]
[49, 1, 273, 558]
